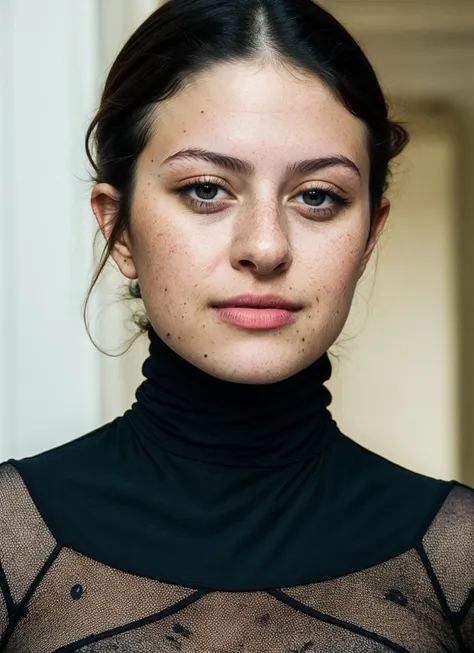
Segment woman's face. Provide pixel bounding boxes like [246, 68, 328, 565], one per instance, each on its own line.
[92, 60, 389, 384]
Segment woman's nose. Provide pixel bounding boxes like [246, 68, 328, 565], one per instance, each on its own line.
[229, 203, 293, 276]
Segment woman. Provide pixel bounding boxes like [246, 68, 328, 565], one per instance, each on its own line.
[1, 0, 472, 651]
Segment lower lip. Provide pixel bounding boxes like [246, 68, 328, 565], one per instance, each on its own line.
[213, 307, 298, 330]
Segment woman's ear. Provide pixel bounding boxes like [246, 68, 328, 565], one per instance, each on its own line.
[91, 183, 138, 280]
[358, 197, 390, 279]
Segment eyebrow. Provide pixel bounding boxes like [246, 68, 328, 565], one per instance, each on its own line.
[162, 148, 361, 178]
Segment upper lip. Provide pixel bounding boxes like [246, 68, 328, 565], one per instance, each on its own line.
[213, 294, 303, 310]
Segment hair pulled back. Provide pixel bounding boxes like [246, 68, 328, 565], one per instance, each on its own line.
[84, 0, 409, 345]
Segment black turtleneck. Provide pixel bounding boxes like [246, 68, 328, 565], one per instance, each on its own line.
[130, 328, 334, 467]
[7, 329, 452, 592]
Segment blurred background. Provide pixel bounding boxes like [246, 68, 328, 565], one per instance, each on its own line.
[1, 0, 473, 484]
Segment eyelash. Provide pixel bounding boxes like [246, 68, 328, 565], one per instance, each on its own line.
[174, 176, 351, 218]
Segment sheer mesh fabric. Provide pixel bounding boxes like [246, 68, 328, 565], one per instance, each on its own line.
[0, 592, 6, 641]
[462, 604, 474, 647]
[6, 549, 196, 652]
[0, 464, 56, 604]
[422, 486, 474, 612]
[1, 463, 473, 653]
[282, 548, 456, 652]
[71, 593, 395, 653]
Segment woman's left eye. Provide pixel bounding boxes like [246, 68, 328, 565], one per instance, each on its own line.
[295, 189, 338, 208]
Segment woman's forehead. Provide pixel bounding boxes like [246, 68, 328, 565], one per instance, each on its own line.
[147, 61, 369, 177]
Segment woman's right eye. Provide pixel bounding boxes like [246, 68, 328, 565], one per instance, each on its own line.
[190, 183, 223, 201]
[173, 180, 232, 214]
[177, 182, 228, 202]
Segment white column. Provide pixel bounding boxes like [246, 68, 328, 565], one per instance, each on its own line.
[95, 0, 159, 425]
[0, 0, 102, 460]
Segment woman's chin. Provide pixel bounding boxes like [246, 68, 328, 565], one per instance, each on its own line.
[187, 342, 317, 385]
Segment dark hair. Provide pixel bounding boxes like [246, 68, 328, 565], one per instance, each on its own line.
[83, 0, 409, 348]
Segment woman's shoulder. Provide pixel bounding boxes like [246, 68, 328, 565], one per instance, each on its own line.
[332, 429, 461, 495]
[0, 418, 122, 551]
[0, 461, 57, 550]
[0, 461, 55, 536]
[424, 480, 474, 540]
[329, 431, 474, 550]
[7, 416, 120, 471]
[1, 416, 122, 501]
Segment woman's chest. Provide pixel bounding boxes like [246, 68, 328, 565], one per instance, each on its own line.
[5, 551, 459, 653]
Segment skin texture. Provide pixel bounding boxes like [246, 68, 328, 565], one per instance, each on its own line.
[91, 59, 390, 384]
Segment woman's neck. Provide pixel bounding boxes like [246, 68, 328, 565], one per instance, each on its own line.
[127, 328, 336, 467]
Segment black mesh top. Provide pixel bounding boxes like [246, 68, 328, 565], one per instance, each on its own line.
[1, 330, 473, 653]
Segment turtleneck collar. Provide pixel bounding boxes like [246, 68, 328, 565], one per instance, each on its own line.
[126, 328, 335, 467]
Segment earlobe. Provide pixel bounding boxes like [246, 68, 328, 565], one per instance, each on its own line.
[90, 183, 138, 280]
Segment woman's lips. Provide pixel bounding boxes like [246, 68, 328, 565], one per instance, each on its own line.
[213, 306, 298, 330]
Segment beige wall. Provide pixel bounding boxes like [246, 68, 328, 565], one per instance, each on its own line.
[328, 105, 459, 480]
[319, 0, 474, 484]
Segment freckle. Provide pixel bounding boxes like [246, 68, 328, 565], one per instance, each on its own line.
[200, 110, 205, 114]
[165, 288, 168, 292]
[151, 159, 154, 163]
[204, 354, 208, 358]
[302, 338, 305, 342]
[166, 333, 171, 338]
[178, 336, 181, 340]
